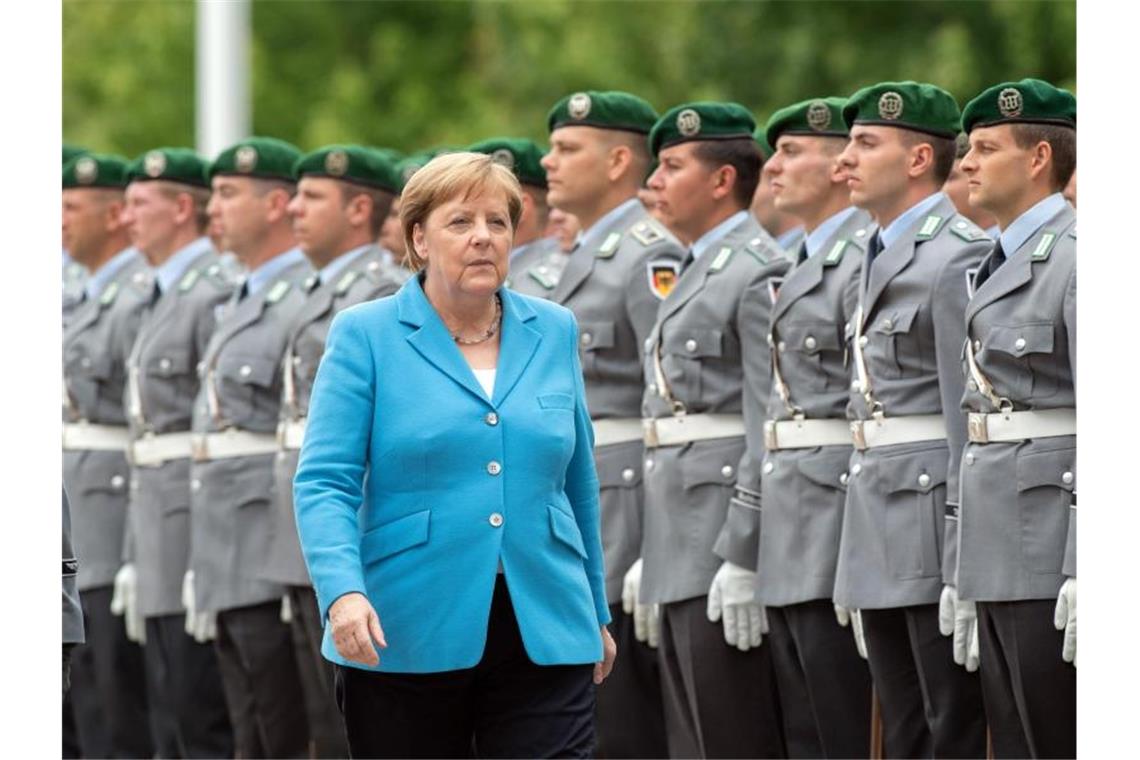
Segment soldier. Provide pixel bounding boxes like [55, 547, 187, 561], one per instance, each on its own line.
[540, 90, 684, 758]
[953, 79, 1076, 758]
[944, 132, 999, 237]
[752, 126, 805, 251]
[264, 144, 405, 757]
[637, 101, 788, 758]
[832, 82, 990, 757]
[61, 153, 155, 758]
[189, 137, 313, 758]
[63, 486, 83, 695]
[63, 144, 91, 322]
[119, 147, 235, 757]
[755, 97, 876, 757]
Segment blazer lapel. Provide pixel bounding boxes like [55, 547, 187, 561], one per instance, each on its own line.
[491, 290, 541, 406]
[399, 277, 491, 403]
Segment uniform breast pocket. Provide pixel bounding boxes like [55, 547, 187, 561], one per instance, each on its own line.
[577, 320, 615, 377]
[868, 304, 922, 379]
[985, 322, 1059, 400]
[876, 447, 946, 580]
[778, 322, 842, 390]
[1015, 446, 1074, 574]
[216, 354, 279, 427]
[664, 329, 724, 401]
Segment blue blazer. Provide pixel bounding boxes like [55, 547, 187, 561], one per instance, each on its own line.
[294, 275, 610, 673]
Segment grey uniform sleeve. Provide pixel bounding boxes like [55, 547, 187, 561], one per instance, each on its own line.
[63, 486, 85, 645]
[713, 272, 776, 570]
[933, 242, 986, 586]
[1062, 264, 1077, 577]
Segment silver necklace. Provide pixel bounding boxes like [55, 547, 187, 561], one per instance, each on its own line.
[452, 295, 502, 345]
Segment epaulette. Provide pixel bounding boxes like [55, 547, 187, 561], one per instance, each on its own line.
[630, 220, 664, 247]
[743, 237, 770, 265]
[1030, 230, 1060, 262]
[595, 231, 622, 259]
[709, 245, 737, 272]
[914, 213, 950, 242]
[948, 218, 990, 243]
[335, 269, 360, 295]
[265, 280, 291, 304]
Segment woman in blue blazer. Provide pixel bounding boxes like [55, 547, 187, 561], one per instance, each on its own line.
[294, 152, 615, 758]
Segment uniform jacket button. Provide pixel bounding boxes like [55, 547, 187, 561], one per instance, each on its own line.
[239, 364, 252, 377]
[110, 474, 125, 490]
[486, 461, 502, 476]
[685, 338, 698, 352]
[851, 463, 863, 475]
[159, 358, 172, 372]
[777, 341, 787, 352]
[973, 339, 982, 351]
[721, 465, 734, 478]
[581, 332, 592, 346]
[851, 380, 861, 391]
[766, 333, 774, 347]
[968, 379, 978, 392]
[648, 383, 658, 395]
[804, 336, 817, 350]
[918, 473, 931, 488]
[645, 457, 655, 471]
[859, 335, 869, 347]
[1062, 471, 1074, 485]
[839, 472, 849, 486]
[881, 319, 893, 330]
[762, 461, 774, 474]
[485, 412, 499, 426]
[1014, 337, 1027, 352]
[965, 453, 975, 465]
[489, 513, 504, 528]
[191, 478, 202, 492]
[621, 467, 635, 482]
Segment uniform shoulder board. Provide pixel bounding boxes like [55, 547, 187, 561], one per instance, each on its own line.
[595, 231, 622, 258]
[823, 239, 849, 267]
[949, 218, 989, 243]
[179, 268, 201, 293]
[1030, 231, 1059, 262]
[914, 214, 948, 241]
[744, 237, 770, 265]
[99, 281, 120, 306]
[630, 220, 663, 247]
[265, 280, 291, 304]
[335, 270, 360, 295]
[709, 246, 736, 272]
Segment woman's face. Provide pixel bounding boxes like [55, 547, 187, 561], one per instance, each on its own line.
[414, 187, 513, 299]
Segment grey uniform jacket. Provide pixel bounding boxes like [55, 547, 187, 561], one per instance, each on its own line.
[833, 195, 991, 609]
[550, 200, 686, 602]
[63, 251, 151, 591]
[957, 203, 1076, 602]
[640, 215, 789, 605]
[63, 486, 84, 645]
[125, 248, 235, 617]
[189, 255, 313, 613]
[263, 246, 403, 587]
[508, 236, 570, 299]
[755, 209, 875, 607]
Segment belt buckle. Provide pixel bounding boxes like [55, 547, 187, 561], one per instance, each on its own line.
[642, 419, 659, 449]
[191, 435, 209, 462]
[850, 420, 868, 451]
[967, 413, 989, 444]
[763, 420, 779, 450]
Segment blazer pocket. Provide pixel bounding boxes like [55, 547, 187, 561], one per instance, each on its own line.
[1016, 446, 1073, 575]
[361, 509, 431, 565]
[985, 322, 1059, 399]
[548, 504, 587, 560]
[537, 393, 575, 411]
[870, 303, 921, 378]
[877, 448, 946, 580]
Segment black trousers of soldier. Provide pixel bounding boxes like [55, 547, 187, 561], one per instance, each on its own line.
[333, 575, 596, 759]
[977, 600, 1076, 759]
[287, 585, 350, 758]
[767, 600, 873, 758]
[595, 602, 669, 758]
[861, 604, 987, 758]
[142, 614, 234, 758]
[214, 600, 310, 758]
[658, 596, 786, 759]
[67, 585, 155, 759]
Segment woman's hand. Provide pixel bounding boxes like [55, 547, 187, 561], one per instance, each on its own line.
[328, 592, 387, 666]
[594, 625, 617, 685]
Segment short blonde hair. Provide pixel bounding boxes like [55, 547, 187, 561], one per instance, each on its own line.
[399, 152, 523, 271]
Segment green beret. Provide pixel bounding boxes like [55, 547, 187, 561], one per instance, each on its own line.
[394, 147, 458, 190]
[961, 78, 1076, 133]
[63, 144, 89, 168]
[208, 136, 302, 182]
[843, 81, 960, 138]
[368, 147, 405, 164]
[126, 147, 210, 188]
[765, 97, 849, 147]
[467, 137, 547, 189]
[547, 90, 659, 135]
[293, 144, 401, 193]
[649, 101, 756, 157]
[63, 153, 129, 189]
[752, 126, 774, 159]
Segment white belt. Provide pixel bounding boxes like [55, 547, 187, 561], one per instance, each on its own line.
[967, 408, 1075, 444]
[764, 418, 851, 451]
[850, 414, 946, 451]
[191, 429, 279, 462]
[643, 414, 745, 448]
[62, 423, 130, 452]
[277, 418, 307, 451]
[130, 432, 195, 467]
[592, 418, 644, 447]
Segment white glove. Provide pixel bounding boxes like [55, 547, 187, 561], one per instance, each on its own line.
[280, 594, 293, 624]
[938, 585, 979, 672]
[835, 603, 868, 660]
[181, 570, 217, 643]
[622, 559, 660, 648]
[110, 563, 146, 645]
[707, 561, 766, 651]
[1053, 577, 1076, 666]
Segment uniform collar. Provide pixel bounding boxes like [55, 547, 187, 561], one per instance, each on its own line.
[154, 237, 212, 294]
[879, 191, 945, 250]
[777, 226, 805, 251]
[319, 244, 372, 286]
[84, 246, 139, 300]
[804, 207, 857, 258]
[246, 246, 307, 296]
[577, 197, 641, 253]
[509, 238, 541, 262]
[691, 210, 750, 261]
[999, 193, 1068, 255]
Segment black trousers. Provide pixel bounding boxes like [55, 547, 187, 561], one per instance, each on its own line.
[67, 584, 155, 758]
[334, 575, 596, 759]
[977, 600, 1076, 759]
[658, 596, 786, 759]
[595, 602, 668, 758]
[214, 600, 310, 758]
[142, 613, 234, 758]
[767, 600, 873, 758]
[287, 585, 349, 758]
[861, 604, 987, 759]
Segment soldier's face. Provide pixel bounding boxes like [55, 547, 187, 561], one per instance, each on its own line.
[121, 181, 180, 265]
[61, 188, 122, 266]
[647, 142, 722, 244]
[413, 189, 513, 298]
[768, 135, 842, 219]
[960, 125, 1035, 216]
[543, 127, 612, 215]
[839, 126, 911, 214]
[288, 177, 354, 265]
[379, 196, 406, 259]
[207, 176, 276, 262]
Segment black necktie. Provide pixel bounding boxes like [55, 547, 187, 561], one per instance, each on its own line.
[680, 247, 695, 273]
[867, 231, 884, 263]
[796, 242, 809, 266]
[974, 240, 1006, 290]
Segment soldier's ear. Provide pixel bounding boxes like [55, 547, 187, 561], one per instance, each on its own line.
[906, 141, 935, 180]
[1028, 140, 1054, 184]
[605, 143, 633, 183]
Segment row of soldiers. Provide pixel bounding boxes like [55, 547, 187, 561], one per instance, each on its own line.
[61, 76, 1075, 760]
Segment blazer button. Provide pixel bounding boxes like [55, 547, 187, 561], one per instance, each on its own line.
[159, 358, 172, 372]
[1062, 471, 1074, 485]
[110, 474, 125, 490]
[484, 412, 499, 426]
[685, 339, 698, 352]
[486, 461, 502, 476]
[918, 473, 931, 488]
[581, 332, 593, 346]
[762, 461, 774, 475]
[645, 457, 655, 471]
[489, 513, 504, 528]
[621, 468, 635, 482]
[721, 464, 734, 478]
[851, 463, 863, 476]
[1014, 337, 1027, 352]
[240, 365, 252, 377]
[966, 453, 975, 465]
[881, 319, 893, 330]
[839, 472, 849, 486]
[804, 336, 817, 350]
